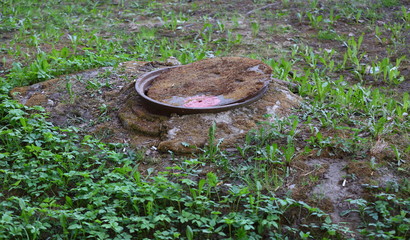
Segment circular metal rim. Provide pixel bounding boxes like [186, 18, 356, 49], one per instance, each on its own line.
[135, 66, 269, 115]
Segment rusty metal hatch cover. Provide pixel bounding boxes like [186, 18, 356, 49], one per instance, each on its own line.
[135, 57, 272, 115]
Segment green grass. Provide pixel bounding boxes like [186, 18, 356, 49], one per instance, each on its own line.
[0, 0, 409, 239]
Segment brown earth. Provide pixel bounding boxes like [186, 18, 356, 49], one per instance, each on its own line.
[147, 57, 271, 104]
[10, 60, 301, 155]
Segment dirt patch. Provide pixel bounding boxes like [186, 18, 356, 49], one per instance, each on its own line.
[10, 60, 301, 155]
[303, 158, 363, 237]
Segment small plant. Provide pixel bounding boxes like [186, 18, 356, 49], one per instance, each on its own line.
[282, 143, 295, 165]
[354, 9, 363, 23]
[306, 131, 333, 156]
[374, 25, 389, 44]
[201, 122, 224, 163]
[216, 20, 225, 32]
[86, 79, 102, 90]
[65, 80, 75, 104]
[391, 145, 405, 170]
[266, 58, 294, 80]
[381, 0, 400, 7]
[341, 34, 366, 80]
[309, 0, 319, 9]
[317, 29, 340, 41]
[370, 56, 405, 85]
[344, 194, 410, 239]
[250, 21, 260, 37]
[296, 12, 304, 23]
[385, 22, 406, 45]
[307, 12, 323, 29]
[401, 6, 410, 23]
[199, 22, 214, 43]
[325, 8, 341, 25]
[160, 11, 187, 31]
[226, 31, 243, 47]
[231, 14, 240, 28]
[67, 34, 80, 54]
[368, 116, 392, 138]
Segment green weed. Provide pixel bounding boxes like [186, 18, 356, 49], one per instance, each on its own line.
[370, 56, 406, 85]
[0, 93, 352, 239]
[307, 12, 323, 29]
[251, 21, 260, 37]
[344, 194, 410, 239]
[342, 34, 366, 79]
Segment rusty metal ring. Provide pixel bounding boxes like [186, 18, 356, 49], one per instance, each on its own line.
[135, 66, 269, 115]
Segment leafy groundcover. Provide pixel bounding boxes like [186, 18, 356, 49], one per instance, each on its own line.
[0, 89, 349, 240]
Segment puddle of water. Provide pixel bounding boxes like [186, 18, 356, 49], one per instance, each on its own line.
[163, 95, 236, 108]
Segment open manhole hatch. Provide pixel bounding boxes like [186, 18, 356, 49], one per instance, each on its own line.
[135, 57, 272, 115]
